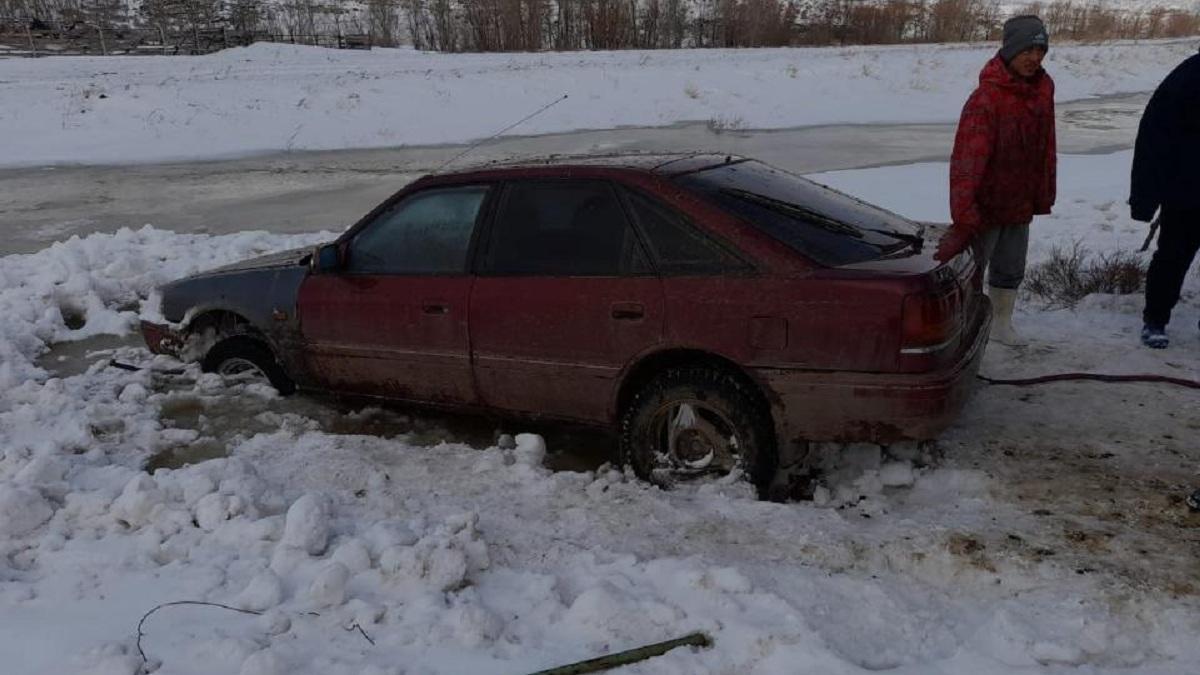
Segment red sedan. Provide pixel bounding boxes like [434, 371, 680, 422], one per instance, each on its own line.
[143, 154, 989, 496]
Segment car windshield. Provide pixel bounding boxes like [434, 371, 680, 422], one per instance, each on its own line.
[675, 160, 924, 266]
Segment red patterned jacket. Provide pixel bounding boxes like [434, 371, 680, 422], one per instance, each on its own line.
[950, 56, 1056, 231]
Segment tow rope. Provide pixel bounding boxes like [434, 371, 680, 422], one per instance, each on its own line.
[978, 372, 1200, 389]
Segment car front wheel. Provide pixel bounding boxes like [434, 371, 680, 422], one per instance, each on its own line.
[620, 366, 776, 497]
[200, 336, 296, 395]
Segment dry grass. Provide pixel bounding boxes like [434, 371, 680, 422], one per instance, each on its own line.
[1026, 242, 1147, 308]
[707, 115, 746, 134]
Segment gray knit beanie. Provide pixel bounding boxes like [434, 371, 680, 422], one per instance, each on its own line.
[1000, 15, 1049, 62]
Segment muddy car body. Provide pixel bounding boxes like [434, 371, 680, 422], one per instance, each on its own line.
[144, 154, 990, 495]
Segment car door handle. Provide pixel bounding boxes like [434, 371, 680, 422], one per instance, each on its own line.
[611, 302, 644, 321]
[422, 302, 450, 315]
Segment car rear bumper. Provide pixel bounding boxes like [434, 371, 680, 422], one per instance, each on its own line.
[756, 298, 991, 447]
[140, 320, 183, 356]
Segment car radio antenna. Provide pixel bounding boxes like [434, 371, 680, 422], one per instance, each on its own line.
[434, 93, 569, 174]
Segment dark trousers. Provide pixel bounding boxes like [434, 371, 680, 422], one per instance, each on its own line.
[1144, 206, 1200, 327]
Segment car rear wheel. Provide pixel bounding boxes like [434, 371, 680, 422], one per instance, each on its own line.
[620, 366, 776, 497]
[201, 336, 295, 395]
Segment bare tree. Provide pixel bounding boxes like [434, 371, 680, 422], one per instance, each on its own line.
[428, 0, 456, 49]
[552, 0, 577, 48]
[371, 0, 401, 45]
[138, 0, 223, 52]
[79, 0, 126, 53]
[662, 0, 686, 46]
[639, 0, 659, 46]
[582, 0, 632, 48]
[226, 0, 263, 42]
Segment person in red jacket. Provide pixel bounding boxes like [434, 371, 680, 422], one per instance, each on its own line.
[936, 15, 1056, 346]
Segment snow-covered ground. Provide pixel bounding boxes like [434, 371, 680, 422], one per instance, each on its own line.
[4, 42, 1200, 675]
[1, 39, 1198, 167]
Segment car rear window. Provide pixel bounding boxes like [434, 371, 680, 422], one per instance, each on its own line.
[675, 160, 922, 266]
[483, 181, 651, 276]
[620, 187, 750, 275]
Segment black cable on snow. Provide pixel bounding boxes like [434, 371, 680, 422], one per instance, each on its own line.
[978, 372, 1200, 389]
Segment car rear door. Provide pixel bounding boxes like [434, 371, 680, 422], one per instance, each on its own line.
[296, 184, 491, 405]
[613, 185, 787, 363]
[469, 179, 664, 423]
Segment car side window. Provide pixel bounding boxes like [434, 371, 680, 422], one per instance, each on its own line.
[622, 188, 750, 275]
[346, 185, 488, 275]
[485, 181, 651, 276]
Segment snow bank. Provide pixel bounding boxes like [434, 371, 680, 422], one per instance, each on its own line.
[0, 226, 328, 388]
[1, 39, 1197, 167]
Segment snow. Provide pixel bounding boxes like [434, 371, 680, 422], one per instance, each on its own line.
[3, 37, 1200, 675]
[306, 561, 350, 607]
[1, 39, 1198, 167]
[330, 538, 372, 574]
[236, 571, 285, 612]
[0, 483, 55, 537]
[281, 493, 332, 556]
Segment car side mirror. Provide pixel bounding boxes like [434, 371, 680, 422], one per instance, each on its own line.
[311, 244, 341, 273]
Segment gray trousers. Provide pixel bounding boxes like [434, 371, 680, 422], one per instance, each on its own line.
[977, 224, 1030, 289]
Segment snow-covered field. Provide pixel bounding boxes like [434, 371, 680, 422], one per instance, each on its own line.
[3, 42, 1200, 675]
[1, 39, 1198, 167]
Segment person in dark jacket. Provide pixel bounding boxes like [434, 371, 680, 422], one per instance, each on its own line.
[936, 16, 1056, 346]
[1130, 48, 1200, 349]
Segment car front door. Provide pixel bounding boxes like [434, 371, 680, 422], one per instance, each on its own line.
[469, 179, 665, 423]
[297, 184, 490, 405]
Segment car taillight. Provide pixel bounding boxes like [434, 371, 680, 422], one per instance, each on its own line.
[900, 290, 960, 353]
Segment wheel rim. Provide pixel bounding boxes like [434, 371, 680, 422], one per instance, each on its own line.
[216, 357, 268, 382]
[647, 399, 743, 481]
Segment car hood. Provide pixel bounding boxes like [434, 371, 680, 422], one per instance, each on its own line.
[156, 245, 318, 323]
[206, 246, 316, 275]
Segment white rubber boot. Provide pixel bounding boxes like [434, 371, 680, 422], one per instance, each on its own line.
[988, 286, 1028, 347]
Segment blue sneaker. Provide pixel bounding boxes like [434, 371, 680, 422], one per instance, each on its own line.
[1141, 324, 1168, 349]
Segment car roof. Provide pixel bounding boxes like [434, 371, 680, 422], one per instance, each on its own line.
[432, 152, 746, 180]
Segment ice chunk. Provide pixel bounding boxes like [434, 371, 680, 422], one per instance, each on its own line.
[14, 455, 67, 487]
[343, 598, 385, 627]
[195, 493, 246, 531]
[308, 561, 350, 608]
[118, 383, 148, 403]
[180, 474, 217, 507]
[0, 483, 54, 537]
[331, 538, 372, 573]
[257, 610, 291, 636]
[280, 493, 329, 555]
[706, 566, 752, 593]
[236, 570, 285, 612]
[240, 649, 283, 675]
[363, 520, 418, 557]
[111, 474, 165, 528]
[879, 461, 915, 488]
[425, 546, 469, 592]
[513, 433, 547, 468]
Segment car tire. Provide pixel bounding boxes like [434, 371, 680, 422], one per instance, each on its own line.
[201, 336, 296, 395]
[620, 366, 776, 498]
